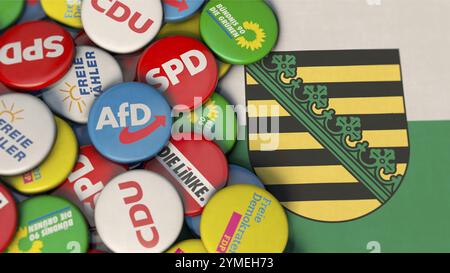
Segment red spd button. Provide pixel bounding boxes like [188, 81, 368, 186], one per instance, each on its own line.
[0, 183, 17, 252]
[137, 36, 218, 110]
[0, 21, 74, 91]
[53, 145, 128, 227]
[144, 133, 228, 216]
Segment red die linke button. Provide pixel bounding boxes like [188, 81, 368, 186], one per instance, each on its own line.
[0, 21, 74, 91]
[53, 145, 128, 227]
[144, 132, 228, 216]
[137, 36, 218, 110]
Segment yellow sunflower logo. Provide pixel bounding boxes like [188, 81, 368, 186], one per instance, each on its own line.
[59, 82, 87, 114]
[236, 21, 266, 51]
[6, 227, 44, 253]
[0, 100, 24, 123]
[205, 100, 219, 121]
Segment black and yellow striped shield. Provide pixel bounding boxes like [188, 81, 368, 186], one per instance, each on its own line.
[245, 49, 409, 222]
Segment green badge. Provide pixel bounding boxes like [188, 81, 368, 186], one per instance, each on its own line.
[175, 93, 237, 153]
[200, 0, 278, 65]
[0, 0, 25, 30]
[5, 196, 89, 253]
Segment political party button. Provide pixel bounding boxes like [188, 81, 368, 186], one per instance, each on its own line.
[94, 170, 184, 253]
[18, 0, 46, 24]
[167, 239, 207, 253]
[176, 92, 237, 153]
[43, 46, 124, 124]
[53, 145, 128, 227]
[0, 0, 25, 30]
[200, 184, 288, 253]
[0, 21, 75, 91]
[227, 164, 264, 188]
[88, 82, 172, 164]
[1, 117, 78, 195]
[71, 123, 92, 146]
[144, 132, 228, 216]
[0, 183, 18, 252]
[0, 93, 56, 176]
[200, 0, 279, 64]
[163, 0, 205, 22]
[5, 195, 89, 253]
[81, 0, 163, 54]
[41, 0, 83, 28]
[137, 36, 217, 110]
[185, 214, 200, 237]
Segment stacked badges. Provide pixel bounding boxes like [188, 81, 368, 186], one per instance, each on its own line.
[43, 46, 123, 124]
[0, 183, 17, 252]
[53, 145, 128, 227]
[0, 21, 75, 91]
[2, 117, 78, 194]
[41, 0, 83, 28]
[5, 195, 89, 253]
[137, 36, 217, 110]
[81, 0, 163, 53]
[88, 82, 172, 163]
[200, 184, 288, 253]
[144, 133, 228, 216]
[0, 93, 56, 176]
[163, 0, 205, 22]
[94, 170, 184, 253]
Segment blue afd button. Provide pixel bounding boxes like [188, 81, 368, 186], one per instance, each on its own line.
[88, 82, 172, 164]
[163, 0, 205, 22]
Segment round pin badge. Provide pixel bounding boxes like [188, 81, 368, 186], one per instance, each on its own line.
[18, 0, 46, 24]
[88, 82, 172, 164]
[94, 170, 184, 253]
[137, 36, 217, 110]
[167, 239, 207, 253]
[81, 0, 163, 54]
[1, 117, 78, 194]
[5, 195, 89, 253]
[0, 21, 75, 91]
[53, 145, 128, 227]
[41, 0, 83, 28]
[0, 0, 24, 30]
[0, 93, 56, 176]
[144, 132, 228, 216]
[43, 46, 124, 124]
[200, 184, 288, 253]
[200, 0, 279, 64]
[163, 0, 204, 22]
[157, 12, 232, 79]
[176, 92, 237, 153]
[0, 183, 18, 252]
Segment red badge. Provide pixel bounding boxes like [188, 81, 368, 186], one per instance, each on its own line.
[144, 133, 228, 216]
[53, 145, 128, 227]
[0, 21, 74, 91]
[137, 36, 218, 110]
[0, 183, 17, 252]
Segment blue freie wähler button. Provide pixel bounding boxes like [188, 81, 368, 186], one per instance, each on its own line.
[163, 0, 205, 22]
[87, 82, 172, 164]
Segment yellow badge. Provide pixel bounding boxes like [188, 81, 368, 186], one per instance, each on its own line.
[1, 117, 78, 194]
[166, 239, 208, 253]
[200, 184, 288, 253]
[41, 0, 83, 29]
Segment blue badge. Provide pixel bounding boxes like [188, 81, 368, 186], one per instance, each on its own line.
[163, 0, 205, 22]
[88, 82, 172, 163]
[71, 123, 91, 147]
[227, 164, 265, 188]
[185, 214, 201, 237]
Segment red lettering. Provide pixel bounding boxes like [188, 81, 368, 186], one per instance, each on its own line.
[106, 1, 130, 23]
[118, 181, 143, 204]
[128, 12, 153, 34]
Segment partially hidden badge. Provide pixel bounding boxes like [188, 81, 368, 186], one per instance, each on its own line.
[166, 239, 207, 253]
[144, 132, 228, 216]
[41, 0, 83, 28]
[87, 82, 172, 164]
[162, 0, 204, 22]
[0, 93, 56, 176]
[0, 183, 17, 252]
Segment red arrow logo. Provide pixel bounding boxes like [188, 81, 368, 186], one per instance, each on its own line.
[119, 115, 167, 144]
[164, 0, 189, 12]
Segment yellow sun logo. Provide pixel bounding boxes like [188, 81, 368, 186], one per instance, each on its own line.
[205, 100, 219, 121]
[236, 21, 266, 51]
[6, 227, 44, 253]
[0, 99, 24, 123]
[59, 82, 87, 113]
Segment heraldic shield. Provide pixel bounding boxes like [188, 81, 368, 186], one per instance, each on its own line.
[245, 49, 410, 222]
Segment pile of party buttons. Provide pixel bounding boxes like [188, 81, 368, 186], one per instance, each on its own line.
[0, 0, 288, 253]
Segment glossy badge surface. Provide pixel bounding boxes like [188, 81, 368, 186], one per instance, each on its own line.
[94, 170, 184, 253]
[0, 93, 56, 176]
[163, 0, 204, 22]
[0, 183, 18, 252]
[41, 0, 83, 28]
[88, 82, 172, 163]
[0, 0, 24, 30]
